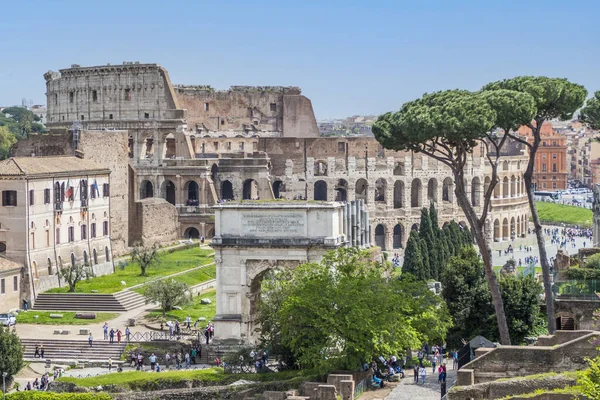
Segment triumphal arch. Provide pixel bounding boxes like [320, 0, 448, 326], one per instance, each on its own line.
[211, 200, 371, 344]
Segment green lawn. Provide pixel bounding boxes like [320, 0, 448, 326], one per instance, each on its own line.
[535, 202, 592, 228]
[16, 311, 118, 325]
[133, 264, 216, 294]
[493, 266, 542, 275]
[146, 289, 216, 323]
[58, 367, 309, 391]
[45, 247, 214, 294]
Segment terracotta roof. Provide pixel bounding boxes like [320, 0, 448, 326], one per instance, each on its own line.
[0, 257, 22, 272]
[0, 157, 109, 178]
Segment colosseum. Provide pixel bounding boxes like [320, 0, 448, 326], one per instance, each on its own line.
[13, 62, 530, 253]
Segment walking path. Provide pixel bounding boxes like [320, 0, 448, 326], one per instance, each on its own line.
[385, 368, 457, 400]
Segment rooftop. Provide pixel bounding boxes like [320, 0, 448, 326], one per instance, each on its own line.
[0, 156, 110, 178]
[0, 257, 22, 272]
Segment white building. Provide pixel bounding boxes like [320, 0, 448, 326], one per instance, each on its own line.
[0, 156, 114, 310]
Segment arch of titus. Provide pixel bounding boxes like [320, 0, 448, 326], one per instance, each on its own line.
[211, 200, 371, 344]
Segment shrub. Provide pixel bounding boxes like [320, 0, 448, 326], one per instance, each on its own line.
[7, 393, 112, 400]
[586, 253, 600, 269]
[567, 268, 600, 280]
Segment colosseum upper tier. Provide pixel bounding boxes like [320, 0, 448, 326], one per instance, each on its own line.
[34, 62, 530, 252]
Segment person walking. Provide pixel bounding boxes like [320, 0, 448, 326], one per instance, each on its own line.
[117, 329, 122, 343]
[165, 352, 171, 369]
[40, 344, 45, 359]
[103, 322, 109, 340]
[109, 328, 115, 344]
[125, 327, 131, 342]
[419, 366, 426, 385]
[88, 333, 94, 347]
[413, 365, 419, 383]
[34, 344, 40, 358]
[108, 357, 113, 372]
[149, 353, 157, 371]
[185, 352, 190, 368]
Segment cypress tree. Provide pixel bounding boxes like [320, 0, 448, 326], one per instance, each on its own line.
[420, 238, 430, 280]
[403, 230, 425, 280]
[419, 208, 435, 278]
[429, 202, 439, 233]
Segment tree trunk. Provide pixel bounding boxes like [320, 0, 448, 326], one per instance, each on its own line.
[454, 172, 511, 345]
[523, 141, 556, 334]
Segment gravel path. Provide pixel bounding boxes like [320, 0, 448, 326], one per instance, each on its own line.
[385, 368, 456, 400]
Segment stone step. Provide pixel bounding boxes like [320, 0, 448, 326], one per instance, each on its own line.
[21, 339, 125, 361]
[33, 291, 147, 312]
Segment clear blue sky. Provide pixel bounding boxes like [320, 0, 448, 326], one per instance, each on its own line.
[1, 0, 598, 119]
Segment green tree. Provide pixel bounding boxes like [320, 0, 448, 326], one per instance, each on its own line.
[441, 247, 494, 348]
[374, 88, 537, 344]
[499, 274, 545, 345]
[403, 230, 425, 280]
[144, 279, 191, 317]
[263, 247, 451, 373]
[580, 91, 600, 130]
[483, 77, 587, 334]
[419, 208, 437, 280]
[0, 326, 24, 383]
[419, 238, 430, 280]
[58, 262, 94, 292]
[1, 106, 35, 139]
[429, 202, 439, 233]
[0, 126, 17, 160]
[131, 243, 160, 276]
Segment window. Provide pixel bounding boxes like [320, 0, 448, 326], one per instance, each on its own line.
[0, 242, 6, 253]
[69, 92, 74, 103]
[542, 153, 547, 159]
[68, 186, 74, 201]
[542, 164, 547, 172]
[553, 176, 557, 180]
[553, 141, 557, 146]
[204, 103, 209, 111]
[239, 142, 244, 151]
[1, 279, 4, 295]
[213, 142, 219, 150]
[54, 93, 58, 104]
[253, 120, 258, 126]
[55, 228, 60, 244]
[91, 223, 96, 238]
[44, 188, 50, 204]
[542, 141, 546, 147]
[81, 224, 87, 240]
[124, 88, 131, 101]
[29, 189, 34, 206]
[252, 142, 257, 151]
[102, 183, 110, 197]
[13, 276, 17, 292]
[103, 221, 109, 236]
[68, 226, 74, 243]
[338, 142, 346, 153]
[221, 119, 225, 126]
[270, 103, 277, 112]
[109, 114, 113, 120]
[2, 191, 17, 206]
[92, 90, 98, 102]
[553, 182, 557, 188]
[81, 115, 84, 121]
[226, 142, 231, 150]
[552, 164, 557, 172]
[552, 153, 557, 159]
[144, 113, 150, 119]
[542, 182, 547, 188]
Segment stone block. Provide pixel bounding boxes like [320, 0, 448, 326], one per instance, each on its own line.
[75, 313, 96, 320]
[61, 330, 71, 335]
[315, 385, 337, 400]
[326, 374, 353, 393]
[261, 391, 286, 400]
[79, 328, 91, 335]
[299, 382, 321, 396]
[340, 380, 354, 400]
[457, 369, 475, 386]
[49, 313, 64, 318]
[53, 329, 61, 335]
[200, 298, 212, 304]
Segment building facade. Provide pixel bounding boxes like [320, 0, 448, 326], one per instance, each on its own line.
[0, 156, 113, 309]
[33, 62, 531, 252]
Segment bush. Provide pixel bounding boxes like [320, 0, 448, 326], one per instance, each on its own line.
[587, 253, 600, 269]
[0, 327, 23, 381]
[7, 393, 112, 400]
[567, 267, 600, 280]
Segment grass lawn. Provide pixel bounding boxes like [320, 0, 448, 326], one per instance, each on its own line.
[133, 264, 216, 294]
[58, 367, 309, 390]
[45, 247, 214, 294]
[16, 311, 118, 325]
[493, 266, 542, 275]
[535, 202, 592, 228]
[146, 289, 216, 323]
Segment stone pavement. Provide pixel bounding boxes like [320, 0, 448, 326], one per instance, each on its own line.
[385, 368, 457, 400]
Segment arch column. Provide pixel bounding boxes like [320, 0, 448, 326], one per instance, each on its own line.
[347, 185, 356, 202]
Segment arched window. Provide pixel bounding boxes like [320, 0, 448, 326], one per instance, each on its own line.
[375, 179, 387, 203]
[314, 180, 327, 201]
[47, 258, 53, 275]
[427, 178, 438, 203]
[83, 251, 88, 266]
[70, 253, 76, 267]
[393, 224, 404, 249]
[393, 181, 404, 209]
[221, 181, 234, 200]
[243, 179, 259, 200]
[374, 224, 386, 250]
[411, 179, 422, 207]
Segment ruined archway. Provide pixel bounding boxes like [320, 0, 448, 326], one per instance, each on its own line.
[375, 179, 387, 203]
[163, 180, 176, 205]
[375, 224, 386, 250]
[510, 217, 516, 239]
[393, 180, 404, 209]
[141, 180, 154, 199]
[493, 219, 500, 242]
[335, 179, 348, 202]
[184, 227, 200, 239]
[243, 179, 258, 200]
[355, 178, 368, 203]
[427, 178, 438, 203]
[442, 177, 454, 203]
[471, 177, 481, 206]
[393, 224, 404, 249]
[314, 180, 327, 201]
[411, 178, 422, 208]
[221, 180, 234, 201]
[503, 177, 509, 199]
[502, 218, 509, 240]
[185, 180, 199, 205]
[273, 181, 284, 199]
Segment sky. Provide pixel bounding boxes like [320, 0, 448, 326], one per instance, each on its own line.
[1, 0, 599, 119]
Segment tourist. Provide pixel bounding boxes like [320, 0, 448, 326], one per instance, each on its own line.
[417, 350, 423, 366]
[149, 353, 157, 371]
[185, 315, 191, 329]
[109, 328, 115, 344]
[23, 299, 28, 311]
[156, 363, 161, 372]
[108, 357, 113, 372]
[185, 352, 191, 368]
[176, 352, 182, 369]
[165, 352, 171, 369]
[419, 365, 426, 384]
[26, 382, 31, 391]
[200, 236, 205, 245]
[88, 333, 93, 347]
[452, 351, 458, 370]
[40, 344, 45, 359]
[204, 328, 210, 345]
[191, 347, 196, 364]
[125, 327, 131, 342]
[34, 344, 40, 358]
[117, 329, 122, 343]
[103, 322, 109, 340]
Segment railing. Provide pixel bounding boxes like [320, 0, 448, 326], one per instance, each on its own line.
[129, 328, 201, 342]
[555, 280, 600, 300]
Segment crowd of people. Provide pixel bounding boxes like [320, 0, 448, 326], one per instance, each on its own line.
[20, 368, 65, 392]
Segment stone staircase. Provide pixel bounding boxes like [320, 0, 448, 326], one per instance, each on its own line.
[21, 338, 125, 363]
[33, 290, 146, 312]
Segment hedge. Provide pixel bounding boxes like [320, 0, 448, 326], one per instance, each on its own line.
[7, 393, 112, 400]
[566, 267, 600, 280]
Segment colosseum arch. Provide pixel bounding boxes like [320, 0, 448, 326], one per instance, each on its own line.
[314, 180, 328, 201]
[510, 176, 516, 197]
[184, 180, 199, 204]
[374, 224, 386, 250]
[442, 177, 454, 203]
[510, 217, 516, 239]
[355, 178, 368, 203]
[163, 133, 176, 159]
[427, 178, 438, 204]
[393, 224, 404, 249]
[411, 223, 419, 231]
[221, 180, 234, 200]
[393, 180, 404, 209]
[184, 227, 200, 239]
[411, 178, 422, 208]
[140, 180, 154, 199]
[162, 180, 176, 205]
[335, 179, 348, 202]
[314, 160, 328, 176]
[273, 181, 284, 199]
[503, 177, 509, 199]
[502, 218, 509, 240]
[493, 219, 500, 242]
[243, 179, 259, 200]
[375, 179, 387, 203]
[471, 177, 481, 206]
[516, 216, 521, 236]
